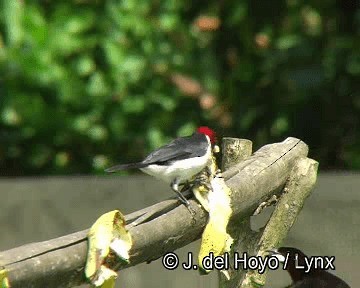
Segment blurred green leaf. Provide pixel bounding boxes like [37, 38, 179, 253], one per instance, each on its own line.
[73, 115, 92, 134]
[88, 125, 108, 141]
[151, 93, 176, 111]
[159, 14, 179, 32]
[3, 0, 24, 46]
[275, 35, 302, 50]
[87, 72, 109, 97]
[122, 95, 145, 113]
[270, 116, 289, 136]
[147, 127, 166, 150]
[2, 106, 21, 126]
[92, 154, 109, 170]
[55, 152, 70, 168]
[121, 55, 147, 83]
[76, 55, 96, 76]
[177, 122, 196, 137]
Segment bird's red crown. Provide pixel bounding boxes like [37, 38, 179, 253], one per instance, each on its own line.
[197, 126, 217, 144]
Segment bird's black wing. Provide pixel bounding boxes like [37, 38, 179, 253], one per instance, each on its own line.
[142, 133, 208, 165]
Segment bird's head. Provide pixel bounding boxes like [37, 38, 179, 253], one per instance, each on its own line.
[196, 126, 217, 144]
[267, 247, 310, 281]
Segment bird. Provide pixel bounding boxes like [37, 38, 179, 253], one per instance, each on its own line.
[267, 246, 350, 288]
[105, 126, 217, 207]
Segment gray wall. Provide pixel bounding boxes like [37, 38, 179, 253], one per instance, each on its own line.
[0, 173, 358, 287]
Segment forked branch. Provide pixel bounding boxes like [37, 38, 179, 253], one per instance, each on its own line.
[0, 137, 315, 288]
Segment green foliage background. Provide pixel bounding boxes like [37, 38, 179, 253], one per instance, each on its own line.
[0, 0, 359, 175]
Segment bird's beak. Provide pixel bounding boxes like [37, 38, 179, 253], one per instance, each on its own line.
[266, 249, 279, 255]
[266, 249, 286, 263]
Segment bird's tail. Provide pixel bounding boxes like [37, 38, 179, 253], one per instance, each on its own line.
[105, 162, 148, 173]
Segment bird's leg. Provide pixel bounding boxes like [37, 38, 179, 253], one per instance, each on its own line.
[171, 178, 195, 215]
[171, 177, 190, 206]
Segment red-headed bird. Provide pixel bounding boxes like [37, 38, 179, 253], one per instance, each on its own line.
[105, 127, 216, 206]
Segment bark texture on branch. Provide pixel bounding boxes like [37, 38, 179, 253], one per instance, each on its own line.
[221, 138, 252, 171]
[0, 137, 310, 288]
[222, 157, 318, 288]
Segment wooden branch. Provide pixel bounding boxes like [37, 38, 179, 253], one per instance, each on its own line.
[244, 157, 319, 287]
[219, 137, 318, 288]
[222, 137, 308, 216]
[224, 157, 319, 288]
[0, 137, 309, 288]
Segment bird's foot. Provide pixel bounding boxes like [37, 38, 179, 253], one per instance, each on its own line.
[174, 188, 196, 216]
[184, 202, 196, 217]
[192, 170, 212, 191]
[171, 178, 196, 217]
